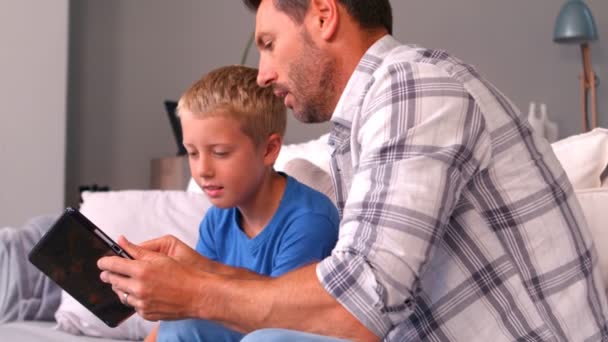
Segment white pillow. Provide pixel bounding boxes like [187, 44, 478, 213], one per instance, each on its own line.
[551, 128, 608, 190]
[187, 177, 201, 193]
[284, 158, 335, 204]
[575, 188, 608, 290]
[54, 190, 210, 340]
[275, 133, 331, 173]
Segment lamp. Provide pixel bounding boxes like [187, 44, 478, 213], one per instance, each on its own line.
[240, 31, 255, 65]
[553, 0, 600, 132]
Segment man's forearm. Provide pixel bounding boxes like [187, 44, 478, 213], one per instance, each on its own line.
[204, 259, 268, 280]
[192, 263, 379, 341]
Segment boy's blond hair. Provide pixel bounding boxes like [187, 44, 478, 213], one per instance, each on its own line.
[177, 65, 286, 146]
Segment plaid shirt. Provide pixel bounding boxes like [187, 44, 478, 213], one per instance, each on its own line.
[316, 35, 608, 341]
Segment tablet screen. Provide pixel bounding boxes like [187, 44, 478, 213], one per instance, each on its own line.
[28, 208, 135, 327]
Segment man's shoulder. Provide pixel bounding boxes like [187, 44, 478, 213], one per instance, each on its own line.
[382, 47, 473, 82]
[365, 36, 477, 84]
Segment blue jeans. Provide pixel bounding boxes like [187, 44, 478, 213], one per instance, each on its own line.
[241, 329, 351, 342]
[158, 319, 244, 342]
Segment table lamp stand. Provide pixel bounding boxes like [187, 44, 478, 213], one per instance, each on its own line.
[580, 43, 598, 132]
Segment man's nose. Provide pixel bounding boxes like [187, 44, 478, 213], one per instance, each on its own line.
[257, 57, 276, 87]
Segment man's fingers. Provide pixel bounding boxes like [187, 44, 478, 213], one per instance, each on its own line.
[138, 236, 170, 253]
[111, 284, 140, 310]
[117, 235, 155, 260]
[98, 254, 139, 277]
[102, 270, 134, 295]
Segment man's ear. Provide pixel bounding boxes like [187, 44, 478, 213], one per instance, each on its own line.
[263, 133, 283, 166]
[309, 0, 339, 41]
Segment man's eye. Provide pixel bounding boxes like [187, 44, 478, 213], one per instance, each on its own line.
[213, 151, 229, 157]
[263, 40, 273, 50]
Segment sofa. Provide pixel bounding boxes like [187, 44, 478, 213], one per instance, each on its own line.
[1, 129, 608, 341]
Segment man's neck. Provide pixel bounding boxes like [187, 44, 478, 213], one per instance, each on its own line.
[330, 30, 388, 112]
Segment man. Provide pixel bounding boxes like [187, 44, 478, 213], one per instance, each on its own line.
[99, 0, 608, 341]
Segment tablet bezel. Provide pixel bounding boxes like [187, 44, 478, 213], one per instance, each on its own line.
[28, 207, 135, 327]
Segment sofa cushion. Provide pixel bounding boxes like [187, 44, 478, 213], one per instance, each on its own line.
[0, 216, 61, 324]
[551, 128, 608, 189]
[575, 188, 608, 288]
[283, 158, 335, 204]
[54, 190, 210, 340]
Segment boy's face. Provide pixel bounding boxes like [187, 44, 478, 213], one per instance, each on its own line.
[180, 111, 269, 209]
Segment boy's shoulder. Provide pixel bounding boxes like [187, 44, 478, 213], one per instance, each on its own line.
[201, 174, 339, 234]
[259, 175, 339, 248]
[201, 205, 235, 227]
[279, 174, 338, 221]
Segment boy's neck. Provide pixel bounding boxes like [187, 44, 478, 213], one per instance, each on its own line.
[238, 170, 287, 239]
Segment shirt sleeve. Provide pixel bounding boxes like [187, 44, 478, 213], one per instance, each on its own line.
[271, 213, 339, 277]
[317, 62, 491, 337]
[195, 209, 219, 261]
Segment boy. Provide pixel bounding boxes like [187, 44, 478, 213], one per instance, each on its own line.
[146, 65, 339, 341]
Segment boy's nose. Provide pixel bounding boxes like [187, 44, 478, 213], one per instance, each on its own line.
[196, 158, 214, 178]
[199, 165, 213, 178]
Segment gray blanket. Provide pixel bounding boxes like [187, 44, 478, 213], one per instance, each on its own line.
[0, 215, 61, 323]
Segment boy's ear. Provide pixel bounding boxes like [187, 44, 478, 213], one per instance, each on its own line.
[263, 133, 283, 166]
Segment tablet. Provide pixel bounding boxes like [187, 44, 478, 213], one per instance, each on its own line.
[28, 207, 135, 327]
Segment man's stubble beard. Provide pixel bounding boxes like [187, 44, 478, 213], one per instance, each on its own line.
[289, 31, 337, 124]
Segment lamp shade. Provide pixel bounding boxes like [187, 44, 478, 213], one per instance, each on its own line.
[554, 0, 599, 43]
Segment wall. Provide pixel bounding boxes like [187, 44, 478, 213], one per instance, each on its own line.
[66, 0, 330, 205]
[0, 0, 69, 226]
[66, 0, 607, 205]
[392, 0, 606, 137]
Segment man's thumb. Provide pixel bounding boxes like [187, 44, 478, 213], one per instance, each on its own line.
[117, 235, 147, 260]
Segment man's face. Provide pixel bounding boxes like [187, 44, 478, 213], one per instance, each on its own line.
[255, 0, 336, 123]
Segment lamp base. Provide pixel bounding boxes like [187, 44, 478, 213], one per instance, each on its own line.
[580, 43, 598, 132]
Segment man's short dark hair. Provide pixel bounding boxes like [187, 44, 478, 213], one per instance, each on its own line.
[243, 0, 392, 35]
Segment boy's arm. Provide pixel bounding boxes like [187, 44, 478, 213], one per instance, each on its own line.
[270, 213, 338, 277]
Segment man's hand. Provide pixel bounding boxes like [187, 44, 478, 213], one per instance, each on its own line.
[98, 236, 209, 321]
[137, 235, 208, 269]
[98, 237, 378, 339]
[136, 235, 267, 279]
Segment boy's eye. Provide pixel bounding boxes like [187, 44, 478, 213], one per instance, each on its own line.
[263, 40, 273, 50]
[213, 151, 229, 157]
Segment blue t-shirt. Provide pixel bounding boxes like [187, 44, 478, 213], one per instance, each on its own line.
[196, 174, 339, 277]
[158, 175, 339, 342]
